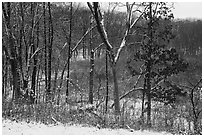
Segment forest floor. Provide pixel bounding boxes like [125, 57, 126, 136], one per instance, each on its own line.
[2, 119, 171, 135]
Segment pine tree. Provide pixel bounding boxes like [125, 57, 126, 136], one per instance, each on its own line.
[127, 2, 188, 129]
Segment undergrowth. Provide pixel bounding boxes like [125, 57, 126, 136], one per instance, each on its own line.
[2, 99, 200, 135]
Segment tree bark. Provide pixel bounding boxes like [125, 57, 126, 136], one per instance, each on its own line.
[66, 2, 72, 103]
[43, 2, 48, 100]
[18, 2, 25, 86]
[111, 64, 120, 115]
[31, 3, 39, 104]
[105, 49, 109, 113]
[89, 15, 94, 104]
[141, 76, 146, 129]
[47, 2, 53, 102]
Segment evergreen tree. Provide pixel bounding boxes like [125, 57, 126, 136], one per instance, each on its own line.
[127, 2, 188, 128]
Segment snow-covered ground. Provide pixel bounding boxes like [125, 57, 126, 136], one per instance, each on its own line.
[2, 119, 171, 135]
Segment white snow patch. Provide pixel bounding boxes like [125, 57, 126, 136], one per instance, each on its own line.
[2, 119, 171, 135]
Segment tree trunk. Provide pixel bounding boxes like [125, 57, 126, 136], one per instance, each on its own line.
[47, 2, 53, 102]
[19, 2, 25, 86]
[43, 2, 48, 100]
[141, 76, 146, 130]
[66, 2, 72, 103]
[31, 3, 39, 104]
[111, 64, 120, 115]
[105, 49, 109, 113]
[89, 15, 94, 104]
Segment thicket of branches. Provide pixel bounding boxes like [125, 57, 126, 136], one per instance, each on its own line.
[2, 2, 202, 135]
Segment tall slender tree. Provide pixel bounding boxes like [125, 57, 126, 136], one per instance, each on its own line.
[43, 2, 48, 102]
[31, 2, 39, 103]
[89, 15, 94, 104]
[47, 2, 54, 102]
[18, 2, 25, 87]
[65, 2, 73, 103]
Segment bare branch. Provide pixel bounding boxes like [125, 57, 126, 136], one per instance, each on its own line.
[30, 47, 44, 60]
[93, 43, 104, 52]
[112, 64, 145, 108]
[111, 87, 144, 108]
[71, 25, 96, 53]
[114, 2, 135, 62]
[87, 2, 94, 15]
[130, 6, 148, 29]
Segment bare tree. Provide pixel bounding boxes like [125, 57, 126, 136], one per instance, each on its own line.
[43, 2, 48, 102]
[87, 2, 145, 115]
[65, 2, 73, 103]
[89, 15, 94, 104]
[47, 2, 54, 102]
[31, 2, 40, 103]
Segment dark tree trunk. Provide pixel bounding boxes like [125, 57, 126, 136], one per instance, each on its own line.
[111, 64, 120, 115]
[47, 2, 54, 102]
[31, 3, 39, 104]
[105, 49, 109, 112]
[141, 76, 146, 129]
[18, 2, 25, 85]
[146, 62, 152, 128]
[66, 2, 72, 103]
[89, 15, 94, 104]
[43, 2, 48, 99]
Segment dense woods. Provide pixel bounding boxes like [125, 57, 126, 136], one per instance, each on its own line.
[2, 2, 202, 135]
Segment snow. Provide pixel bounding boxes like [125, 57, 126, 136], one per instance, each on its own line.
[2, 119, 171, 135]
